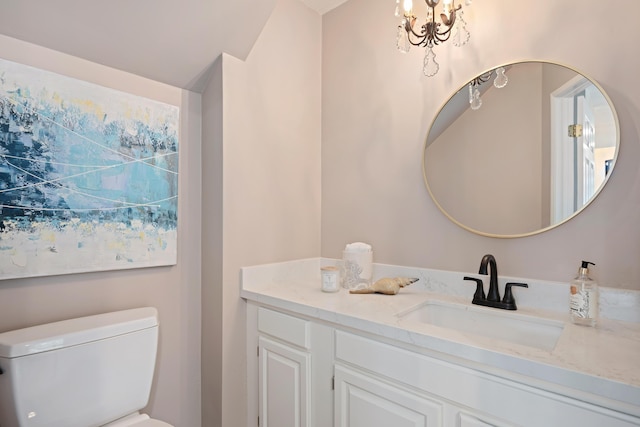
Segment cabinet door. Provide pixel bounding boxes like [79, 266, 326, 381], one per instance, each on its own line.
[259, 336, 311, 427]
[335, 364, 442, 427]
[458, 412, 496, 427]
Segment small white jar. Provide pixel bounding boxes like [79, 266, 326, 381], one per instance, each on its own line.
[321, 266, 340, 293]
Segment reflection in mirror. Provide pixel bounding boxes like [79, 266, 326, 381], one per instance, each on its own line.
[423, 61, 619, 237]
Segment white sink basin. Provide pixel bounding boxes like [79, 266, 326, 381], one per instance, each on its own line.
[398, 300, 564, 351]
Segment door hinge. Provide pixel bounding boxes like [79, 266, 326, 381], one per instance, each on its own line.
[257, 346, 259, 357]
[258, 415, 260, 426]
[331, 375, 335, 390]
[568, 124, 583, 137]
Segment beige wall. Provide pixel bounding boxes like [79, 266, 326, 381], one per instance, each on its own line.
[201, 0, 322, 425]
[0, 0, 322, 425]
[0, 35, 203, 426]
[5, 1, 640, 426]
[201, 56, 224, 426]
[321, 0, 640, 289]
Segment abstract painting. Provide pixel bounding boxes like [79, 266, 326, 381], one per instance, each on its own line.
[0, 58, 179, 280]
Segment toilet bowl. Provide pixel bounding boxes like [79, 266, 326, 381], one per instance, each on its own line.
[0, 308, 174, 427]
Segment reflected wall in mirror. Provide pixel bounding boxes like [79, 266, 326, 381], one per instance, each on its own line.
[423, 61, 619, 238]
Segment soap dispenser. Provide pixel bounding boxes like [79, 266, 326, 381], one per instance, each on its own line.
[569, 261, 598, 327]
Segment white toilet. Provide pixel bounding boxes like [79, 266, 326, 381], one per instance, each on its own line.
[0, 307, 173, 427]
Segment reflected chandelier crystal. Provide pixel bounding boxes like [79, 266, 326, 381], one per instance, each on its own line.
[395, 0, 472, 77]
[468, 66, 508, 110]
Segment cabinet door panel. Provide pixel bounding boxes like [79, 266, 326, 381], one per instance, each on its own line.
[259, 336, 311, 427]
[335, 365, 442, 427]
[459, 413, 496, 427]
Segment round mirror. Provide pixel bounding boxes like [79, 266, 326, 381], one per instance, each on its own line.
[423, 61, 619, 238]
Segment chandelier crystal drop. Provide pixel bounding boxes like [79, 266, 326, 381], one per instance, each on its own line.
[467, 67, 510, 111]
[452, 10, 470, 47]
[395, 0, 472, 77]
[423, 45, 439, 77]
[397, 24, 411, 53]
[394, 0, 402, 17]
[493, 66, 508, 88]
[468, 83, 482, 110]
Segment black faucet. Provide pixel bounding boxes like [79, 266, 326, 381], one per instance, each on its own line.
[463, 254, 528, 310]
[479, 254, 500, 302]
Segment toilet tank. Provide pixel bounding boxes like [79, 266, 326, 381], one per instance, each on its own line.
[0, 307, 159, 427]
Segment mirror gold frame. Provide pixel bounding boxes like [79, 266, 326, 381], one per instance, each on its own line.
[423, 60, 620, 238]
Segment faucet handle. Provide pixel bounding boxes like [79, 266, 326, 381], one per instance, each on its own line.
[464, 276, 486, 303]
[502, 282, 528, 309]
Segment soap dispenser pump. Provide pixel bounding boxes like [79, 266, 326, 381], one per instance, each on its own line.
[569, 261, 598, 327]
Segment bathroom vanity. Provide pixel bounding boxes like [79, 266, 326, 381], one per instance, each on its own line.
[242, 258, 640, 427]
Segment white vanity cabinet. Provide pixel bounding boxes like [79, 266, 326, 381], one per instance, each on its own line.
[247, 303, 334, 427]
[247, 302, 640, 427]
[334, 330, 640, 427]
[242, 260, 640, 427]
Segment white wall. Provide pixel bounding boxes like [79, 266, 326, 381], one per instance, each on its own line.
[201, 0, 322, 425]
[0, 35, 203, 426]
[321, 0, 640, 289]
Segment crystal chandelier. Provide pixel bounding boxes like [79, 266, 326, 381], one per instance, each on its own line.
[395, 0, 472, 77]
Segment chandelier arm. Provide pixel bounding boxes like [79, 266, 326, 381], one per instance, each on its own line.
[433, 27, 454, 44]
[406, 37, 427, 47]
[403, 16, 421, 37]
[428, 8, 458, 45]
[405, 24, 453, 47]
[435, 9, 457, 38]
[403, 16, 432, 47]
[441, 4, 462, 26]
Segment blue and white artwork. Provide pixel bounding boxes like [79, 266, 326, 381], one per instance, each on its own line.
[0, 58, 179, 279]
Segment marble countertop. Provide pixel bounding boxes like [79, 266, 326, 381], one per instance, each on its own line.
[240, 258, 640, 415]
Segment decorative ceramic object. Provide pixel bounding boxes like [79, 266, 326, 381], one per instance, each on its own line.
[349, 277, 418, 295]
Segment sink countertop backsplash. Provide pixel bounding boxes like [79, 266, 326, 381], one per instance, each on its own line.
[241, 257, 640, 414]
[242, 257, 640, 323]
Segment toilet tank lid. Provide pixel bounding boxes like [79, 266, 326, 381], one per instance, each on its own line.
[0, 307, 158, 358]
